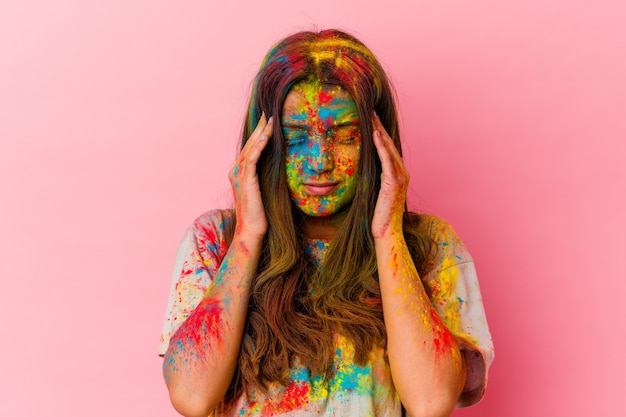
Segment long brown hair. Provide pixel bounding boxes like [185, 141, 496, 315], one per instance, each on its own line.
[222, 29, 436, 406]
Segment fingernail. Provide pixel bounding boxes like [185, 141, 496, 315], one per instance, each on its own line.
[268, 116, 274, 124]
[261, 135, 267, 141]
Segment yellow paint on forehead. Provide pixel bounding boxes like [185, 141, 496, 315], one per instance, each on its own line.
[287, 81, 355, 126]
[292, 80, 316, 99]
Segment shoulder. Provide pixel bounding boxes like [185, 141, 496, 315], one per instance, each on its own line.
[412, 213, 474, 268]
[191, 208, 235, 229]
[177, 209, 235, 262]
[188, 208, 235, 239]
[413, 213, 457, 239]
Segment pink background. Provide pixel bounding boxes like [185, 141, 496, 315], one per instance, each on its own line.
[1, 1, 624, 415]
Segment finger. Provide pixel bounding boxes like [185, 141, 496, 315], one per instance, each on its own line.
[372, 114, 399, 177]
[252, 113, 268, 138]
[372, 114, 409, 182]
[241, 116, 273, 179]
[231, 114, 269, 181]
[373, 128, 398, 180]
[237, 114, 269, 162]
[242, 113, 268, 153]
[372, 113, 405, 171]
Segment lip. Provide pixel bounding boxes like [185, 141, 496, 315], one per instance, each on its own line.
[303, 182, 339, 195]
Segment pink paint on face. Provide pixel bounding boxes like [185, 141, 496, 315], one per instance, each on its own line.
[281, 81, 361, 217]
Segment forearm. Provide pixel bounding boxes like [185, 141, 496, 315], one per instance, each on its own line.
[163, 233, 262, 417]
[376, 232, 466, 417]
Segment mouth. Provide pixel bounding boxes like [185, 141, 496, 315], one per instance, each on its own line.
[303, 182, 339, 195]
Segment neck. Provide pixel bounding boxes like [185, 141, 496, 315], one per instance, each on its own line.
[301, 211, 348, 240]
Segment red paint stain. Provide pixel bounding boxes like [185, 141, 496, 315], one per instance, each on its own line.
[198, 222, 218, 243]
[239, 241, 250, 256]
[250, 381, 310, 416]
[344, 161, 355, 176]
[318, 88, 333, 105]
[174, 297, 224, 357]
[429, 309, 455, 358]
[277, 381, 310, 411]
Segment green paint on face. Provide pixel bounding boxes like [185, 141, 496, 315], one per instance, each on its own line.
[281, 81, 361, 217]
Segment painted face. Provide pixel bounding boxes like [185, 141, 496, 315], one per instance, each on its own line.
[281, 81, 361, 217]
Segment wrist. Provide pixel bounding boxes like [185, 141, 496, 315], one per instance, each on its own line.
[232, 228, 264, 254]
[373, 228, 405, 245]
[372, 216, 404, 241]
[233, 212, 267, 242]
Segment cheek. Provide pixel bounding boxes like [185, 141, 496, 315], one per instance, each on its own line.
[285, 150, 306, 190]
[335, 145, 361, 178]
[285, 157, 300, 179]
[285, 144, 318, 175]
[337, 156, 357, 177]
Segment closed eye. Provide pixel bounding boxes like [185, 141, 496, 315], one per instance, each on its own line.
[330, 126, 361, 144]
[287, 137, 306, 146]
[283, 129, 308, 147]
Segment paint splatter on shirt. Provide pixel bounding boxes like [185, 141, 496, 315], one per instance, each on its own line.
[159, 209, 494, 415]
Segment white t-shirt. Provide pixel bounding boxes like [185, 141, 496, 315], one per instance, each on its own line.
[159, 209, 494, 416]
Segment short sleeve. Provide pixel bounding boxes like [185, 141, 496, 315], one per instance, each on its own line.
[157, 209, 234, 356]
[419, 216, 495, 407]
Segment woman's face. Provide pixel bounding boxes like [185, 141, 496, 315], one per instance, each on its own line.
[281, 81, 361, 217]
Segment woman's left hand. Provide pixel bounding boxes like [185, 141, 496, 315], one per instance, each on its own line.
[372, 113, 466, 415]
[371, 112, 409, 239]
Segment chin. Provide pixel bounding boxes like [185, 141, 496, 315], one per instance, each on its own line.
[300, 202, 352, 218]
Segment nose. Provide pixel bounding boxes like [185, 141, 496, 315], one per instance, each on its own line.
[306, 138, 334, 173]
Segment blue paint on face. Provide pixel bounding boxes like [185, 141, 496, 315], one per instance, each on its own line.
[281, 81, 362, 217]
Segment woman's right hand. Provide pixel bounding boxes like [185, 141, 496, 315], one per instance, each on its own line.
[166, 115, 273, 417]
[229, 114, 274, 240]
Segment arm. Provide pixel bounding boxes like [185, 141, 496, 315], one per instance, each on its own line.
[371, 114, 466, 417]
[163, 115, 274, 417]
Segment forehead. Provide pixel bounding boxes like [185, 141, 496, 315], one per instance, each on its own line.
[281, 81, 358, 118]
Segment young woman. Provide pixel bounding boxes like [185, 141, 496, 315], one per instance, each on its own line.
[159, 29, 494, 417]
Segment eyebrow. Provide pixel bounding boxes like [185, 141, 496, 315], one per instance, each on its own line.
[281, 120, 360, 130]
[333, 120, 360, 127]
[281, 123, 308, 130]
